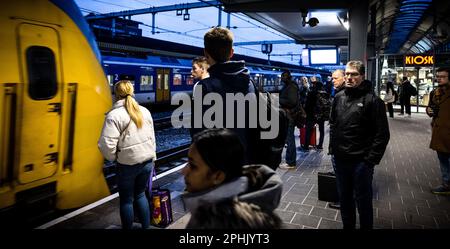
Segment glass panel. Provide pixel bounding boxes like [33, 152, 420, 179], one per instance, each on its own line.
[157, 74, 162, 89]
[164, 74, 169, 90]
[140, 75, 153, 91]
[186, 75, 194, 85]
[26, 46, 57, 100]
[173, 74, 182, 86]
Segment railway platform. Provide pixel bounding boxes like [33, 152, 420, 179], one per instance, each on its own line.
[38, 113, 450, 229]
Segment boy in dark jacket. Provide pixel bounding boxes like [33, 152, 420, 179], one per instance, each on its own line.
[329, 61, 390, 229]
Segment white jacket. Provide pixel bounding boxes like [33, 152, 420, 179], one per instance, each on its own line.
[98, 99, 156, 165]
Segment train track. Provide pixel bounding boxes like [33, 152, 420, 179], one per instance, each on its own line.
[103, 143, 190, 193]
[153, 113, 191, 130]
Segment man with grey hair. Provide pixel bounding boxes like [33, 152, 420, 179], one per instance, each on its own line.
[329, 61, 390, 229]
[332, 69, 345, 94]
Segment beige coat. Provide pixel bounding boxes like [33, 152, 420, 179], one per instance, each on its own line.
[429, 86, 450, 153]
[98, 99, 156, 165]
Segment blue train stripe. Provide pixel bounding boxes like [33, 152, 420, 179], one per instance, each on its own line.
[49, 0, 101, 62]
[103, 60, 192, 69]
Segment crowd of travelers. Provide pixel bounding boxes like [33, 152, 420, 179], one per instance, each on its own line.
[96, 26, 450, 230]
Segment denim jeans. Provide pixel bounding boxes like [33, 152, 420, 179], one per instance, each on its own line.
[437, 152, 450, 184]
[116, 160, 153, 229]
[333, 158, 374, 229]
[285, 120, 297, 166]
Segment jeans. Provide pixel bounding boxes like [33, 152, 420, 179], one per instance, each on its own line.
[437, 152, 450, 184]
[117, 160, 153, 229]
[333, 158, 374, 229]
[285, 120, 297, 166]
[317, 120, 325, 147]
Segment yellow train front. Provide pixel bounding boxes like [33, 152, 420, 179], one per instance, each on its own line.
[0, 0, 111, 226]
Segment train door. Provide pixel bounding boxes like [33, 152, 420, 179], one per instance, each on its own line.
[156, 69, 170, 103]
[17, 23, 62, 184]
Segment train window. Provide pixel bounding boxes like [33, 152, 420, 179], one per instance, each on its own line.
[173, 74, 182, 86]
[140, 75, 153, 91]
[26, 46, 57, 100]
[186, 75, 194, 85]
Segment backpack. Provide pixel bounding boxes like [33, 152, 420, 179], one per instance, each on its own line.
[315, 90, 332, 121]
[249, 81, 289, 170]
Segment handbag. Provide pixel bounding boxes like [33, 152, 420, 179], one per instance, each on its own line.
[317, 171, 339, 203]
[384, 89, 395, 103]
[146, 167, 173, 227]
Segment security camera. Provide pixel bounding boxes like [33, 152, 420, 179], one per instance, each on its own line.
[308, 17, 319, 27]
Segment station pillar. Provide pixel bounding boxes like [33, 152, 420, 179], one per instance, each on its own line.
[348, 0, 369, 63]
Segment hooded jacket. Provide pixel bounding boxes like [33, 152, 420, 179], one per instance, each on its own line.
[191, 61, 257, 162]
[181, 164, 283, 228]
[329, 80, 390, 166]
[98, 99, 156, 165]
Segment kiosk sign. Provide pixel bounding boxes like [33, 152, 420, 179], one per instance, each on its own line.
[404, 55, 434, 66]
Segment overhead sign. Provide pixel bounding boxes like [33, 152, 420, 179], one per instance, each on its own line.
[404, 55, 434, 66]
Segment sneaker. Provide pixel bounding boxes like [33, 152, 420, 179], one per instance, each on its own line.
[406, 114, 411, 118]
[431, 184, 450, 195]
[279, 163, 296, 170]
[398, 113, 404, 116]
[328, 202, 340, 209]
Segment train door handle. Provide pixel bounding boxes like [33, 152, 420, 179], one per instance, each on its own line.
[48, 103, 61, 114]
[44, 152, 58, 164]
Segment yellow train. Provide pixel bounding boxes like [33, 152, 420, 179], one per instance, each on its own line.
[0, 0, 111, 225]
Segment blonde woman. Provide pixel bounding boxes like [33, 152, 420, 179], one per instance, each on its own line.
[98, 80, 156, 229]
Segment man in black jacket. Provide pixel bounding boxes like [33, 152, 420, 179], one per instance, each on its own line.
[191, 27, 286, 169]
[279, 70, 299, 169]
[329, 61, 390, 229]
[399, 76, 414, 117]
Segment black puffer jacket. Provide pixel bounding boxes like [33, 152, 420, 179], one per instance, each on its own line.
[329, 80, 390, 165]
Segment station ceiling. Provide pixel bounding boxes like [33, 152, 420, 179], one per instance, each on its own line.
[219, 0, 450, 54]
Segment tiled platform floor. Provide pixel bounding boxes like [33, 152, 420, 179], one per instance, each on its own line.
[48, 113, 450, 229]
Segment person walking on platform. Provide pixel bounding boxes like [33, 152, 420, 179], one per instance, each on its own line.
[190, 56, 210, 137]
[427, 67, 450, 195]
[181, 128, 283, 228]
[383, 81, 396, 118]
[279, 70, 300, 170]
[329, 61, 390, 229]
[399, 76, 415, 117]
[302, 76, 325, 150]
[98, 80, 156, 229]
[299, 77, 309, 107]
[327, 69, 345, 209]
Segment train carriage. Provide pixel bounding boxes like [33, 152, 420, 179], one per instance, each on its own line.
[0, 0, 110, 225]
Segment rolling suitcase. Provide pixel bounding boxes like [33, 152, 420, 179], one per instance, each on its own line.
[317, 171, 339, 203]
[299, 125, 317, 147]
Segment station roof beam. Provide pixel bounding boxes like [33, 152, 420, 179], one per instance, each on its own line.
[85, 0, 221, 20]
